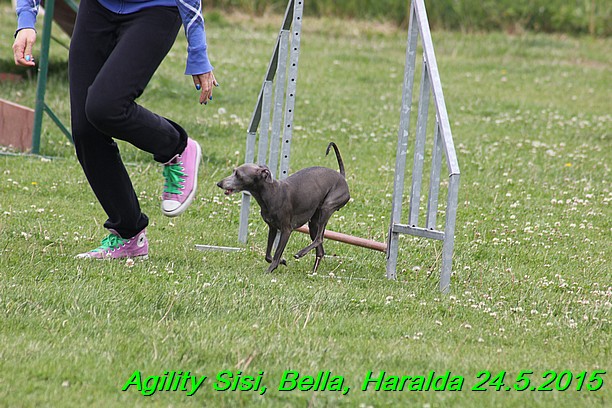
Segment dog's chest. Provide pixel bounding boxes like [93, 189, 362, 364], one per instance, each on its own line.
[260, 208, 282, 228]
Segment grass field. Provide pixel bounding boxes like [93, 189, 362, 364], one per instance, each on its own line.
[1, 5, 610, 407]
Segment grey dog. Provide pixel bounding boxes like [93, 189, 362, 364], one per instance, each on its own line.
[217, 142, 350, 273]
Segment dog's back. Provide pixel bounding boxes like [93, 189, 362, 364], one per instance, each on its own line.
[281, 143, 350, 228]
[284, 141, 349, 201]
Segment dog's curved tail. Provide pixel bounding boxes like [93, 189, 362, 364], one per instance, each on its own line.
[326, 142, 345, 177]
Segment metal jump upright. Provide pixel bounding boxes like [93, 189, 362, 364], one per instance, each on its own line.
[386, 0, 460, 293]
[238, 0, 460, 292]
[238, 0, 303, 244]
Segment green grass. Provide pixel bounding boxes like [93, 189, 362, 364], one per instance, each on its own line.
[207, 0, 612, 36]
[1, 6, 611, 407]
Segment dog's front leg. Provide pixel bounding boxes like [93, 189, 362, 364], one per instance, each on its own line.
[267, 229, 292, 273]
[265, 226, 286, 267]
[265, 226, 276, 264]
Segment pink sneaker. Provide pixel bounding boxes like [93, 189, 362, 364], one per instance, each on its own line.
[161, 138, 202, 217]
[75, 230, 148, 259]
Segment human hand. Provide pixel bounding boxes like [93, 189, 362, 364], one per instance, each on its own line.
[13, 28, 37, 67]
[192, 71, 218, 105]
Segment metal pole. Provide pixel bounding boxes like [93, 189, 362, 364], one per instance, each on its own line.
[295, 226, 387, 253]
[239, 0, 296, 243]
[257, 81, 273, 164]
[31, 0, 56, 154]
[440, 173, 460, 293]
[278, 0, 303, 180]
[269, 30, 289, 178]
[425, 122, 442, 230]
[408, 57, 431, 227]
[386, 3, 419, 280]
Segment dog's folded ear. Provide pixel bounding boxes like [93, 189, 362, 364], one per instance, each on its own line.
[259, 165, 273, 183]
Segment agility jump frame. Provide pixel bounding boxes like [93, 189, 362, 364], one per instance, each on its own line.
[238, 0, 303, 243]
[386, 0, 460, 293]
[238, 0, 460, 292]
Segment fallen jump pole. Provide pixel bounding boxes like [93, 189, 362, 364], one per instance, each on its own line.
[295, 226, 387, 253]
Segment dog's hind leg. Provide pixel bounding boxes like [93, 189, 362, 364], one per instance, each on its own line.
[312, 243, 324, 273]
[304, 213, 325, 273]
[294, 207, 336, 260]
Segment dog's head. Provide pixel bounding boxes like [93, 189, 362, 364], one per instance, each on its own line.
[216, 163, 273, 195]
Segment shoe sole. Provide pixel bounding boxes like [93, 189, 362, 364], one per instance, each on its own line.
[162, 140, 202, 217]
[75, 254, 149, 260]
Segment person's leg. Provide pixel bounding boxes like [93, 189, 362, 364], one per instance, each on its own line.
[86, 7, 202, 217]
[82, 6, 187, 162]
[69, 0, 150, 240]
[86, 6, 201, 218]
[69, 1, 185, 240]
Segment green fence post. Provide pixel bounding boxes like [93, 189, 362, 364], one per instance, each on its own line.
[31, 0, 56, 154]
[31, 0, 76, 155]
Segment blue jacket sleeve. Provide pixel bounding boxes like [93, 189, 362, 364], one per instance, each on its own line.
[175, 0, 214, 76]
[15, 0, 40, 32]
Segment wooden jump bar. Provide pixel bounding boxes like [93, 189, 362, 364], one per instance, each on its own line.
[295, 225, 387, 253]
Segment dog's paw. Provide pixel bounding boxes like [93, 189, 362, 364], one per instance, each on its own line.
[312, 256, 323, 274]
[266, 258, 286, 273]
[294, 250, 307, 259]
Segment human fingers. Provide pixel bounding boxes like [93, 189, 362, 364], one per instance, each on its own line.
[12, 29, 36, 67]
[194, 72, 216, 105]
[193, 77, 202, 92]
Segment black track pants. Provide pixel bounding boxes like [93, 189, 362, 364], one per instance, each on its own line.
[69, 0, 188, 238]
